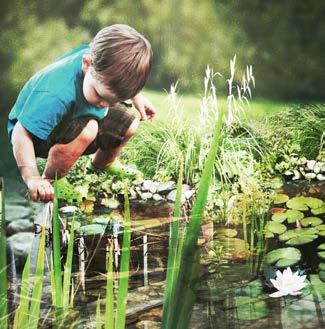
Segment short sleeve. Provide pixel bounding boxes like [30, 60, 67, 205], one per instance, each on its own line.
[17, 91, 68, 140]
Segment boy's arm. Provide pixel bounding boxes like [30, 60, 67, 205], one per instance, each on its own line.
[131, 93, 156, 121]
[11, 122, 54, 202]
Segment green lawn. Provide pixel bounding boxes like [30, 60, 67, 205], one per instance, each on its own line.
[142, 89, 289, 123]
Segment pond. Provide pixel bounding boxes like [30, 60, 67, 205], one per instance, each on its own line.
[3, 177, 325, 329]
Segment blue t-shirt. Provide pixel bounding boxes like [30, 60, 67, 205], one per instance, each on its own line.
[8, 45, 108, 141]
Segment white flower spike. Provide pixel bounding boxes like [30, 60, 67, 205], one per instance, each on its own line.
[269, 267, 307, 298]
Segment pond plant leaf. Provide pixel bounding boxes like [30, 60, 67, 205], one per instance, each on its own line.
[274, 194, 289, 205]
[301, 217, 323, 227]
[266, 247, 301, 267]
[286, 197, 309, 211]
[317, 251, 325, 260]
[316, 225, 325, 230]
[319, 271, 325, 282]
[304, 197, 324, 209]
[319, 263, 325, 271]
[279, 228, 319, 242]
[265, 221, 287, 234]
[286, 210, 305, 223]
[311, 205, 325, 215]
[319, 231, 325, 237]
[271, 212, 287, 223]
[286, 235, 318, 246]
[318, 243, 325, 250]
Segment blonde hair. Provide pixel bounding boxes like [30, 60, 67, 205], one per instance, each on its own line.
[89, 24, 152, 100]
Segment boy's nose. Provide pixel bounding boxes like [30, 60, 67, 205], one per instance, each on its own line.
[98, 101, 109, 108]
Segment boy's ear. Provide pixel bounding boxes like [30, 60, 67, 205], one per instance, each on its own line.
[82, 55, 92, 73]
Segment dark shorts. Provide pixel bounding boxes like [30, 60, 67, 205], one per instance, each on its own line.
[33, 103, 136, 158]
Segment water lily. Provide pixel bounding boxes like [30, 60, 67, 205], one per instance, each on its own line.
[269, 267, 307, 297]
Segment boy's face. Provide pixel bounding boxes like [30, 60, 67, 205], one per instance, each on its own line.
[82, 55, 119, 108]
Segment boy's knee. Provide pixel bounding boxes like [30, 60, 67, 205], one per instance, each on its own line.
[125, 118, 140, 140]
[78, 119, 99, 144]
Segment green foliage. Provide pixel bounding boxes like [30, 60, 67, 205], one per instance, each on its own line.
[0, 178, 7, 329]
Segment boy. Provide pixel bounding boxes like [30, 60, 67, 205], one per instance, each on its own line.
[8, 24, 156, 202]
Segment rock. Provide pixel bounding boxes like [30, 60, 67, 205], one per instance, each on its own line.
[5, 204, 33, 222]
[141, 192, 153, 200]
[142, 180, 153, 191]
[6, 219, 34, 235]
[317, 174, 325, 181]
[305, 172, 316, 180]
[314, 164, 321, 174]
[166, 190, 186, 203]
[184, 189, 195, 199]
[292, 170, 301, 180]
[101, 197, 119, 209]
[136, 320, 161, 329]
[149, 183, 158, 194]
[306, 160, 316, 171]
[153, 193, 163, 201]
[156, 181, 175, 193]
[59, 205, 79, 214]
[321, 164, 325, 173]
[7, 232, 34, 262]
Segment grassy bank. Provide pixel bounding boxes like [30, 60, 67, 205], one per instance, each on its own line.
[142, 89, 288, 123]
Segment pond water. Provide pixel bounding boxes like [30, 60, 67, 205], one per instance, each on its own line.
[3, 177, 325, 329]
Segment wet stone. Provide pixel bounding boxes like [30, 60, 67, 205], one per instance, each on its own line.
[7, 232, 34, 265]
[6, 219, 34, 236]
[5, 203, 33, 222]
[156, 181, 175, 193]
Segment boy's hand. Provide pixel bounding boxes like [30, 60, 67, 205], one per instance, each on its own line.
[131, 94, 156, 121]
[26, 177, 54, 202]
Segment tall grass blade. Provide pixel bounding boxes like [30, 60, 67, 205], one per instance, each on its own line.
[53, 182, 63, 310]
[14, 254, 31, 329]
[28, 226, 46, 329]
[104, 243, 114, 329]
[115, 186, 131, 329]
[162, 157, 184, 327]
[63, 218, 75, 309]
[164, 107, 226, 328]
[0, 177, 7, 329]
[96, 295, 102, 329]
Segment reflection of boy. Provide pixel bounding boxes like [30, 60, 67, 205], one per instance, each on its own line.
[8, 24, 156, 202]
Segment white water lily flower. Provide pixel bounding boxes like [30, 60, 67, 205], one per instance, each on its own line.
[270, 267, 307, 298]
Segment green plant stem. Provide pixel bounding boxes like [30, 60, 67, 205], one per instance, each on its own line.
[115, 186, 131, 329]
[104, 243, 114, 329]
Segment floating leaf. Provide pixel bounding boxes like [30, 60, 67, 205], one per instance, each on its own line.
[266, 247, 301, 267]
[271, 208, 286, 214]
[304, 197, 324, 209]
[317, 251, 325, 260]
[274, 194, 289, 205]
[80, 200, 94, 214]
[286, 210, 304, 223]
[318, 244, 325, 250]
[286, 197, 309, 211]
[319, 231, 325, 237]
[265, 221, 287, 234]
[301, 217, 323, 227]
[279, 228, 318, 242]
[316, 225, 325, 230]
[319, 263, 325, 271]
[265, 231, 274, 238]
[319, 271, 325, 282]
[311, 205, 325, 215]
[286, 235, 318, 246]
[271, 213, 287, 223]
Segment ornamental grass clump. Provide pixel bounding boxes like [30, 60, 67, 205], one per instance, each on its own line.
[162, 57, 256, 329]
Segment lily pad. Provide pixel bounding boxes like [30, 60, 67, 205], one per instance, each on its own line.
[311, 205, 325, 215]
[286, 197, 309, 211]
[274, 194, 289, 205]
[304, 197, 324, 209]
[271, 212, 287, 223]
[301, 217, 323, 227]
[316, 225, 325, 230]
[317, 251, 325, 260]
[286, 210, 304, 223]
[266, 247, 301, 267]
[319, 263, 325, 271]
[265, 221, 287, 234]
[76, 224, 106, 236]
[279, 227, 318, 241]
[319, 231, 325, 237]
[265, 231, 274, 238]
[318, 243, 325, 250]
[286, 234, 318, 246]
[319, 271, 325, 282]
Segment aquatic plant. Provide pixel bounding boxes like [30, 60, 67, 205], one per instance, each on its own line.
[0, 178, 7, 329]
[269, 267, 307, 297]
